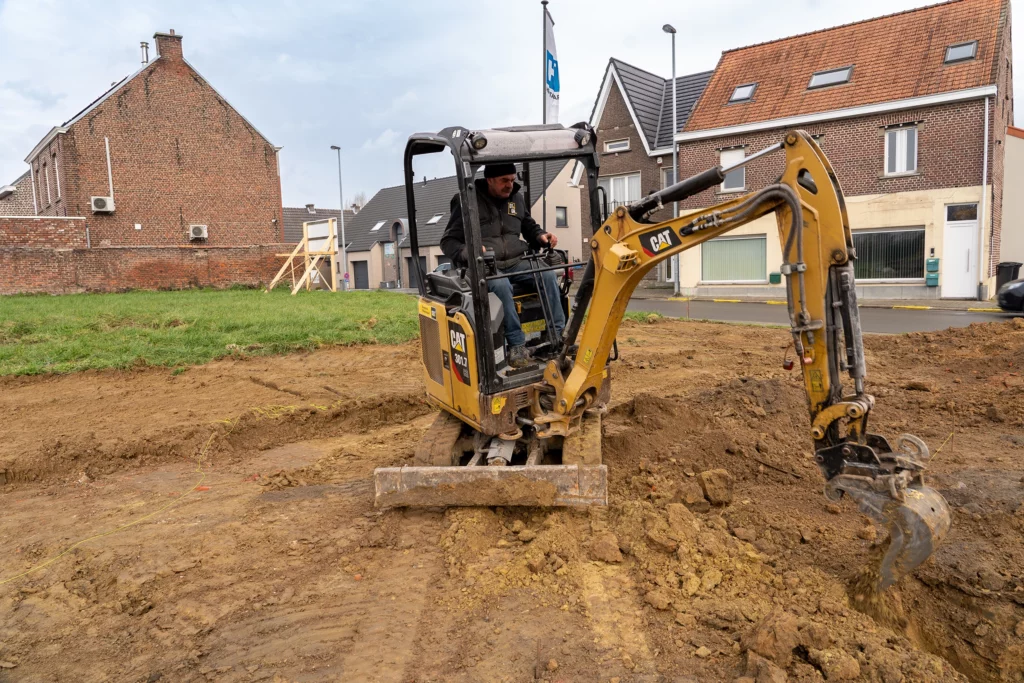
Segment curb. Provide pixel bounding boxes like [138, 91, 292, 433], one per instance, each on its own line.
[642, 297, 1002, 313]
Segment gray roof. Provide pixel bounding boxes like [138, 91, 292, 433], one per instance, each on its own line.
[282, 205, 356, 243]
[346, 160, 568, 253]
[603, 59, 712, 151]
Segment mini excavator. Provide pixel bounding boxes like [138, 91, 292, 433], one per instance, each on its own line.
[373, 124, 951, 588]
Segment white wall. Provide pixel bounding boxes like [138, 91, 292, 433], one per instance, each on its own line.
[531, 162, 584, 263]
[1002, 131, 1024, 264]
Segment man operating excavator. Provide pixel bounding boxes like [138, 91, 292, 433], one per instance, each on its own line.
[440, 163, 565, 368]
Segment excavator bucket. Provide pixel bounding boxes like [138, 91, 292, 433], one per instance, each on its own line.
[374, 464, 608, 508]
[877, 485, 951, 589]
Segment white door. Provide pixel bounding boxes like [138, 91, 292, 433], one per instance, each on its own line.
[941, 203, 979, 299]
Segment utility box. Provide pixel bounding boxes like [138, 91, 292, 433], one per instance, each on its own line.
[769, 271, 782, 285]
[925, 258, 940, 287]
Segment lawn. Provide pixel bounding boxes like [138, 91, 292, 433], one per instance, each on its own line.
[0, 288, 420, 375]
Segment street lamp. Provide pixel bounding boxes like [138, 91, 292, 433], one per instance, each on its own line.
[663, 23, 680, 296]
[330, 145, 348, 290]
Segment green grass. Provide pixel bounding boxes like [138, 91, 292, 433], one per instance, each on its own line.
[0, 288, 419, 376]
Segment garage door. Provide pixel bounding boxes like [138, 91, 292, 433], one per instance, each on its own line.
[352, 261, 369, 290]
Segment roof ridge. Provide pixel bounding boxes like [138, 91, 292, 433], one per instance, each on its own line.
[668, 69, 715, 83]
[610, 57, 665, 81]
[722, 0, 969, 54]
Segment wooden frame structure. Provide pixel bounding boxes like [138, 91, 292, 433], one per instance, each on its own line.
[266, 218, 339, 294]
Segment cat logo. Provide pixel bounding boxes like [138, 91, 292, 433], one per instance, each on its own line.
[450, 330, 467, 353]
[507, 201, 517, 216]
[639, 226, 682, 257]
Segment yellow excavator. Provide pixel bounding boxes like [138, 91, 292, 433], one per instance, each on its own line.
[374, 124, 951, 589]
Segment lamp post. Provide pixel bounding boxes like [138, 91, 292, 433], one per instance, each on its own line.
[663, 23, 680, 296]
[330, 145, 348, 290]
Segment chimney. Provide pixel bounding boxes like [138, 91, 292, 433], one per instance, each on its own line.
[153, 29, 183, 61]
[305, 203, 316, 214]
[140, 41, 149, 64]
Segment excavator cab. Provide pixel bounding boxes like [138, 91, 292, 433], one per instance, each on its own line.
[375, 123, 610, 507]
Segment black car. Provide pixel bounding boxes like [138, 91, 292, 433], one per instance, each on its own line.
[997, 278, 1024, 313]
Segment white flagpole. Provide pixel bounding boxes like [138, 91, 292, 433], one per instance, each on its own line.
[541, 0, 548, 233]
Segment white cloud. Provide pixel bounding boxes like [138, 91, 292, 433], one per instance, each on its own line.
[361, 129, 399, 151]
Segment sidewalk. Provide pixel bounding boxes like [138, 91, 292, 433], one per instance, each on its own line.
[627, 289, 1000, 312]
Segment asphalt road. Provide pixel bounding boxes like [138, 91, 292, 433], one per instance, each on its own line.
[626, 299, 1014, 333]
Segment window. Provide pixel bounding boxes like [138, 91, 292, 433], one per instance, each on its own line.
[729, 83, 757, 103]
[808, 66, 853, 89]
[371, 220, 386, 231]
[884, 126, 918, 175]
[52, 153, 60, 199]
[661, 167, 676, 189]
[604, 139, 630, 153]
[701, 235, 767, 282]
[596, 172, 641, 212]
[663, 257, 674, 283]
[555, 206, 567, 228]
[43, 162, 51, 205]
[946, 203, 978, 222]
[852, 228, 925, 280]
[426, 213, 444, 225]
[719, 148, 745, 192]
[944, 41, 978, 64]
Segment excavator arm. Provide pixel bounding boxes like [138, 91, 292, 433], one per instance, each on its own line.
[541, 130, 950, 589]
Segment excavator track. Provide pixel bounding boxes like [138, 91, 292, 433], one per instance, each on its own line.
[414, 411, 465, 467]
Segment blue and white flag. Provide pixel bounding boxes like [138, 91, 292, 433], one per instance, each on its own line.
[544, 9, 559, 123]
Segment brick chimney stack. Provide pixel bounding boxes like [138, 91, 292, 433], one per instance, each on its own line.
[153, 29, 183, 61]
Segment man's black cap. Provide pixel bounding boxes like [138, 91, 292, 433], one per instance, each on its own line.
[484, 163, 517, 178]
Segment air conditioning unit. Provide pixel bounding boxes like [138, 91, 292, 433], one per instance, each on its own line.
[90, 196, 115, 213]
[189, 225, 208, 241]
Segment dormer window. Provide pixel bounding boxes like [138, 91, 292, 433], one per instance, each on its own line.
[808, 66, 853, 89]
[944, 41, 978, 64]
[729, 83, 757, 103]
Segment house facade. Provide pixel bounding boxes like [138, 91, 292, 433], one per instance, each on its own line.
[577, 60, 712, 288]
[1, 30, 286, 294]
[0, 172, 35, 216]
[344, 161, 582, 290]
[1002, 125, 1024, 264]
[673, 0, 1013, 300]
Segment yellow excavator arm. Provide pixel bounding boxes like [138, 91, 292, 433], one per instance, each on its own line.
[540, 130, 950, 589]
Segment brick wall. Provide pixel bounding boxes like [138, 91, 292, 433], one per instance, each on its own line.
[0, 217, 87, 248]
[582, 84, 676, 287]
[27, 30, 283, 248]
[0, 243, 286, 295]
[0, 174, 37, 217]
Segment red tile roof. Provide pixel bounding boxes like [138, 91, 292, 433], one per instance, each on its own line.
[685, 0, 1007, 132]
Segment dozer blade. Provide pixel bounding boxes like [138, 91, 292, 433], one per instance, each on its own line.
[374, 464, 607, 508]
[876, 485, 951, 590]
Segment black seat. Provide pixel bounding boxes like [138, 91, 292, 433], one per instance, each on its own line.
[424, 272, 470, 299]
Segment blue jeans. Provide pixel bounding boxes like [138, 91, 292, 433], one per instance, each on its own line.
[488, 259, 566, 347]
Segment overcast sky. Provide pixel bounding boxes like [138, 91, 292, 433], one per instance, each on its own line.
[0, 0, 1020, 208]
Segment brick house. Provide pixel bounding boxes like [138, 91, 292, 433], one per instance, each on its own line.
[576, 59, 711, 287]
[673, 0, 1013, 300]
[0, 172, 35, 216]
[1, 30, 287, 294]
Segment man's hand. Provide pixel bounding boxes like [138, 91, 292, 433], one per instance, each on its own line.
[538, 232, 558, 248]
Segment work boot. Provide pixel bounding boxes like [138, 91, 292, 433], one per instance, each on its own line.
[508, 345, 532, 368]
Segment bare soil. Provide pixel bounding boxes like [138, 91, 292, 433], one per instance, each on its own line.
[1, 318, 1023, 682]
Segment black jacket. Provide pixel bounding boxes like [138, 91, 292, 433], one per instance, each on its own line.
[440, 179, 546, 270]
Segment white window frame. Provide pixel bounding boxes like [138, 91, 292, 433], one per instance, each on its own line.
[699, 234, 768, 284]
[884, 126, 918, 176]
[426, 213, 444, 225]
[719, 148, 745, 192]
[597, 172, 641, 210]
[52, 153, 60, 199]
[729, 82, 757, 103]
[663, 256, 674, 283]
[944, 41, 978, 64]
[43, 162, 51, 205]
[371, 220, 386, 231]
[850, 227, 926, 283]
[604, 138, 630, 153]
[661, 167, 676, 189]
[808, 66, 853, 89]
